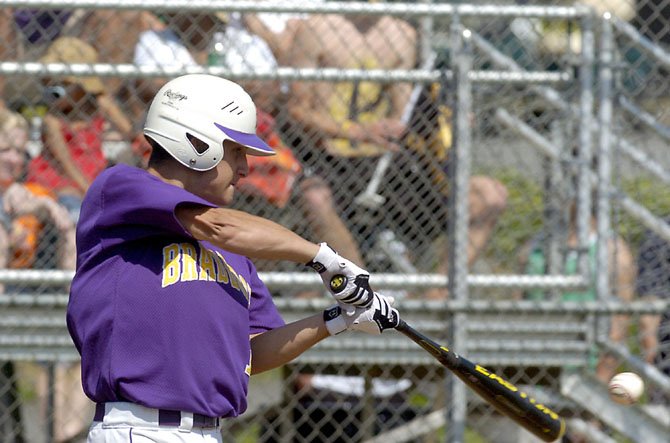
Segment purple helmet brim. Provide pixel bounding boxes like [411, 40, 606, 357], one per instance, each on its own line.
[214, 122, 275, 156]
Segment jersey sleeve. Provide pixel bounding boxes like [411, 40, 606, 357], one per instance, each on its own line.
[79, 165, 216, 245]
[247, 262, 285, 334]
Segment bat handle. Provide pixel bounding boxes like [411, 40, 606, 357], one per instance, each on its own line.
[395, 318, 410, 332]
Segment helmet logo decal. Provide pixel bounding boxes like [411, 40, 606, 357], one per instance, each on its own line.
[164, 89, 187, 101]
[161, 89, 188, 110]
[221, 101, 244, 115]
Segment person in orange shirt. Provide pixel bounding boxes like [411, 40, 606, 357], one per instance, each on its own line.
[0, 108, 75, 279]
[238, 109, 302, 209]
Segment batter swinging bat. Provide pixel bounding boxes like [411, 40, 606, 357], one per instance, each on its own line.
[395, 320, 566, 442]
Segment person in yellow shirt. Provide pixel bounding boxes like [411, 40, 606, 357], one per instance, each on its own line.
[284, 12, 507, 289]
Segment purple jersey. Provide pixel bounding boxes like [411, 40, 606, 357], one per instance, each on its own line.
[66, 164, 284, 418]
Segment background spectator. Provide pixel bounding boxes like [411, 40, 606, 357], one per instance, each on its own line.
[26, 37, 132, 222]
[635, 222, 670, 407]
[0, 108, 75, 281]
[519, 199, 636, 382]
[284, 12, 417, 267]
[285, 12, 507, 288]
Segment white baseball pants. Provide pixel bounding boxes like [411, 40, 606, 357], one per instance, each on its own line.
[87, 402, 223, 443]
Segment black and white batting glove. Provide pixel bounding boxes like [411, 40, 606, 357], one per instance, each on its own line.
[307, 243, 374, 312]
[324, 293, 399, 336]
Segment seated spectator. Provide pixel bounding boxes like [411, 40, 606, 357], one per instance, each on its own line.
[285, 13, 507, 281]
[206, 12, 368, 267]
[26, 36, 132, 222]
[635, 221, 670, 410]
[519, 200, 636, 382]
[0, 108, 75, 280]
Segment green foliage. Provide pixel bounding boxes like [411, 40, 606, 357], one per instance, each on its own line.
[616, 176, 670, 250]
[233, 422, 260, 443]
[483, 169, 545, 272]
[480, 171, 670, 270]
[427, 425, 488, 442]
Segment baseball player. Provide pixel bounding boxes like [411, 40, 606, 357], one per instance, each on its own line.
[66, 74, 400, 443]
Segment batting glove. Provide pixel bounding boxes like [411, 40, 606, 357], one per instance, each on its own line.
[307, 243, 374, 311]
[324, 293, 400, 336]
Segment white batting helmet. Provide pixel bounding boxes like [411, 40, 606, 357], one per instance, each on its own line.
[143, 74, 275, 171]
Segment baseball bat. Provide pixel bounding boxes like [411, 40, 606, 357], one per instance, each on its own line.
[395, 319, 566, 442]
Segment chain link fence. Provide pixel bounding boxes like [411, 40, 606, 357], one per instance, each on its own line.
[0, 1, 669, 442]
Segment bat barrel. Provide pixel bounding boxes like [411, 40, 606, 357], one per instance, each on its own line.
[394, 319, 566, 442]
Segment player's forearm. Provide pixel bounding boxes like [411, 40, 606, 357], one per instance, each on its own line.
[177, 206, 319, 263]
[249, 314, 330, 374]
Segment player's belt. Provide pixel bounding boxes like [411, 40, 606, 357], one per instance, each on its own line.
[94, 402, 221, 429]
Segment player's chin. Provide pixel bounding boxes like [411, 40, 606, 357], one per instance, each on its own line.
[200, 185, 235, 206]
[218, 186, 236, 206]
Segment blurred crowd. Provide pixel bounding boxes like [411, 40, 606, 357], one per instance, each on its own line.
[0, 2, 668, 442]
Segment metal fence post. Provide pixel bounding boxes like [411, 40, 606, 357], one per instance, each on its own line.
[576, 10, 595, 282]
[446, 21, 473, 443]
[547, 121, 569, 301]
[596, 13, 614, 304]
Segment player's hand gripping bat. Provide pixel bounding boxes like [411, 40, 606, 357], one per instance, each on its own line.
[395, 320, 566, 442]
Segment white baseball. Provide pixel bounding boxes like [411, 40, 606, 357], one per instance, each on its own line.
[608, 372, 644, 405]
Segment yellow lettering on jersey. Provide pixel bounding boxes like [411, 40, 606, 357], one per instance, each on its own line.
[213, 252, 230, 284]
[199, 248, 216, 281]
[245, 351, 252, 376]
[234, 274, 250, 304]
[180, 243, 198, 281]
[161, 244, 181, 287]
[219, 255, 250, 303]
[226, 263, 241, 291]
[240, 278, 251, 302]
